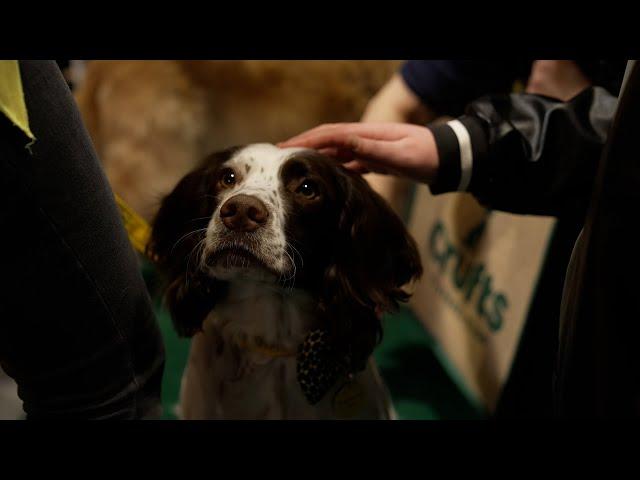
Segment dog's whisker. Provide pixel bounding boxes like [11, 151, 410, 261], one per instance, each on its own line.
[195, 239, 208, 270]
[185, 237, 207, 289]
[171, 228, 208, 254]
[187, 216, 214, 223]
[286, 241, 304, 270]
[281, 247, 297, 288]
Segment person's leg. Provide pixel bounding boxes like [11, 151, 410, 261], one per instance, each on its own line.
[0, 60, 165, 419]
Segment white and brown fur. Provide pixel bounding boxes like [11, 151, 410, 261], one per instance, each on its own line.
[148, 144, 422, 419]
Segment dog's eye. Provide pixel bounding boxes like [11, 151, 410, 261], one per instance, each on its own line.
[296, 179, 318, 198]
[221, 169, 236, 187]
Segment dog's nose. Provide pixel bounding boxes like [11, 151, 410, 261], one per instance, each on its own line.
[220, 194, 269, 232]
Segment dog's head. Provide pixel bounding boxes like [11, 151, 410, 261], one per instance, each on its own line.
[148, 143, 421, 371]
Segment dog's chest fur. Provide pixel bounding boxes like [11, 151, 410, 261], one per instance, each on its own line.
[178, 280, 392, 420]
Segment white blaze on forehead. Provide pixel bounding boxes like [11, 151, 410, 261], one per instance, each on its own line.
[222, 143, 309, 211]
[228, 143, 308, 184]
[203, 143, 312, 279]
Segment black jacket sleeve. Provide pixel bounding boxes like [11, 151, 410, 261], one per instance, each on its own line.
[427, 87, 618, 218]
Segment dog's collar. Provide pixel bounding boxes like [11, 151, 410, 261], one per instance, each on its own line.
[239, 329, 364, 416]
[236, 338, 297, 358]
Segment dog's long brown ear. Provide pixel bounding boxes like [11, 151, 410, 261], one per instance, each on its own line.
[320, 169, 422, 372]
[147, 167, 216, 277]
[146, 166, 219, 337]
[146, 148, 238, 337]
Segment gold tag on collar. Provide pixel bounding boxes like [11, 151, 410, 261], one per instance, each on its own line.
[332, 378, 365, 419]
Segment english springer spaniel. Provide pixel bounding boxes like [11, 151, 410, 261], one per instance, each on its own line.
[148, 144, 422, 419]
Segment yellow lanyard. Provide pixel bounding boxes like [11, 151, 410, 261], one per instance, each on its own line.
[114, 194, 152, 257]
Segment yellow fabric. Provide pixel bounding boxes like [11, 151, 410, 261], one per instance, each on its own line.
[0, 60, 35, 144]
[115, 194, 152, 256]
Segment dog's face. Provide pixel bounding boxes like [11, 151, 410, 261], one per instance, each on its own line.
[149, 143, 422, 370]
[199, 144, 342, 285]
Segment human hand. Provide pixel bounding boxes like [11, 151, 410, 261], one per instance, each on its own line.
[360, 73, 435, 214]
[278, 122, 440, 185]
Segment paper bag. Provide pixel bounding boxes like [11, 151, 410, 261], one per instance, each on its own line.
[407, 186, 555, 411]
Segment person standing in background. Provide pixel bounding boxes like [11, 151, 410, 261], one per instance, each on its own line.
[357, 60, 610, 418]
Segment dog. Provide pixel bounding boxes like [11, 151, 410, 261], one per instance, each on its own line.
[74, 60, 401, 222]
[148, 143, 422, 419]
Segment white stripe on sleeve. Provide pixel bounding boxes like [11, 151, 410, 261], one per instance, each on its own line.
[447, 119, 473, 191]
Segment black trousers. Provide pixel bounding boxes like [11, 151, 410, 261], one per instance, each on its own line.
[0, 60, 165, 419]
